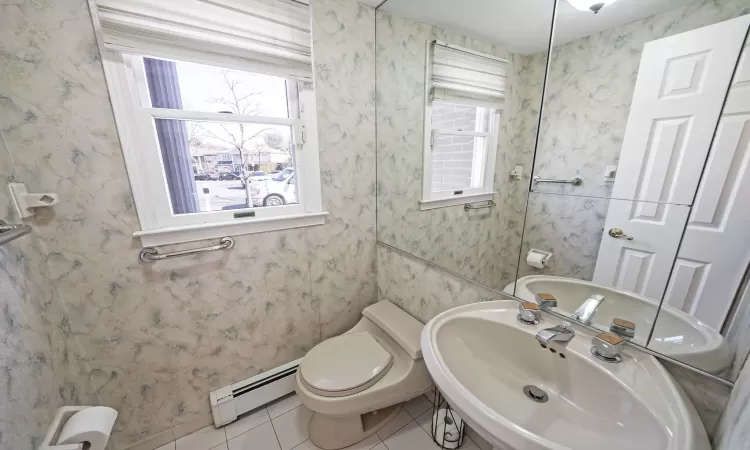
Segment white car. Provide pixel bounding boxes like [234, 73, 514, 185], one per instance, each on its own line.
[247, 172, 297, 207]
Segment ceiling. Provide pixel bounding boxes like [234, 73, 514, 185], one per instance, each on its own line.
[376, 0, 699, 53]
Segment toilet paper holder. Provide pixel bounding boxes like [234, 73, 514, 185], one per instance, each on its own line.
[40, 406, 91, 450]
[39, 406, 117, 450]
[527, 248, 553, 269]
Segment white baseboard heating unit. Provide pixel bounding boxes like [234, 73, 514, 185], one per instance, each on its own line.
[210, 358, 302, 427]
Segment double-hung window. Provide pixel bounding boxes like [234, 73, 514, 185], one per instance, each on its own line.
[94, 0, 324, 246]
[421, 41, 506, 210]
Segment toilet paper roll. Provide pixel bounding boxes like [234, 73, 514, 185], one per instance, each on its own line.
[526, 251, 547, 269]
[432, 407, 463, 449]
[57, 407, 118, 450]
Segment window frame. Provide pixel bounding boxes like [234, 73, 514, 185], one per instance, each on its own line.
[102, 51, 325, 246]
[420, 98, 500, 211]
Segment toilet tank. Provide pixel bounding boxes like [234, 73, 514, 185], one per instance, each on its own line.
[362, 301, 424, 359]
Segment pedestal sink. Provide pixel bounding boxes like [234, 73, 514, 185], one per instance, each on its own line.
[421, 300, 710, 450]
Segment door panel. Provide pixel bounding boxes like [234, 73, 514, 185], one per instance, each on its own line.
[611, 15, 750, 205]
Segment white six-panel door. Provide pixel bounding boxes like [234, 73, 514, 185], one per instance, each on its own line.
[593, 15, 750, 303]
[662, 41, 750, 329]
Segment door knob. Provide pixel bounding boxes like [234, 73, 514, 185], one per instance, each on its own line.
[608, 228, 634, 240]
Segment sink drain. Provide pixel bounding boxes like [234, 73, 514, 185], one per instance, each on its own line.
[523, 385, 549, 403]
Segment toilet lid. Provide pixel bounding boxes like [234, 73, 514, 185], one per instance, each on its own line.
[300, 332, 393, 396]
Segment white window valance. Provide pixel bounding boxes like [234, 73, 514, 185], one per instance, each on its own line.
[94, 0, 312, 79]
[429, 41, 508, 109]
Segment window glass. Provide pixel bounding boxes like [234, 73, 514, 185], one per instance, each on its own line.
[142, 56, 291, 118]
[431, 101, 490, 132]
[153, 119, 297, 214]
[428, 101, 495, 194]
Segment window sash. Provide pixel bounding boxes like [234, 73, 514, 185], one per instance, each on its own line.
[103, 49, 322, 233]
[421, 101, 500, 204]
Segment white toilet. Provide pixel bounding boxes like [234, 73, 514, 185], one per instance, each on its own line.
[295, 300, 433, 449]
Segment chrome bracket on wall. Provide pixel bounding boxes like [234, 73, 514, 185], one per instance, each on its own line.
[0, 219, 32, 247]
[139, 237, 235, 262]
[464, 200, 496, 211]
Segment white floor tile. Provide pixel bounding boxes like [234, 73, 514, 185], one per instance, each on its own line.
[375, 409, 413, 441]
[210, 443, 229, 450]
[227, 422, 280, 450]
[290, 433, 381, 450]
[155, 443, 176, 450]
[382, 421, 439, 450]
[404, 395, 432, 419]
[176, 425, 226, 450]
[271, 405, 314, 450]
[415, 410, 432, 435]
[267, 394, 302, 419]
[224, 407, 271, 440]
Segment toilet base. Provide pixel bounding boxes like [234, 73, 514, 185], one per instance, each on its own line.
[308, 403, 403, 450]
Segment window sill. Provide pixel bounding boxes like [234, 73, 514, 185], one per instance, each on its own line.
[134, 212, 329, 247]
[419, 192, 495, 211]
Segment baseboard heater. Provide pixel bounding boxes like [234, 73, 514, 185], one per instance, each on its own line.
[210, 358, 302, 427]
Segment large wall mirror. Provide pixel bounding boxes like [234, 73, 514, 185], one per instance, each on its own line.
[514, 0, 750, 383]
[375, 0, 554, 291]
[375, 0, 750, 383]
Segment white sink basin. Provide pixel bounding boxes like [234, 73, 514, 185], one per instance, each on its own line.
[507, 275, 733, 374]
[421, 300, 710, 450]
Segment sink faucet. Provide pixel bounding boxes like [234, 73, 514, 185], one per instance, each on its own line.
[572, 294, 604, 324]
[536, 322, 575, 345]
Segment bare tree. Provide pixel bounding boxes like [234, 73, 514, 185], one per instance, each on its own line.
[196, 71, 270, 175]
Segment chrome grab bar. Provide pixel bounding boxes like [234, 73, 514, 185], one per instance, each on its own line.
[464, 200, 496, 211]
[533, 176, 583, 186]
[139, 237, 235, 262]
[0, 220, 32, 246]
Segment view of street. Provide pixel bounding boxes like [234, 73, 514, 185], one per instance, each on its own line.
[195, 180, 248, 211]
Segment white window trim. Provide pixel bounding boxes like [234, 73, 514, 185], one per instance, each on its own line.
[102, 51, 325, 247]
[420, 100, 501, 211]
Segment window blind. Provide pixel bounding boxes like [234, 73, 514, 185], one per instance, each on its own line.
[430, 41, 508, 109]
[94, 0, 312, 79]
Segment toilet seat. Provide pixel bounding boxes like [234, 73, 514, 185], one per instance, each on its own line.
[300, 332, 393, 398]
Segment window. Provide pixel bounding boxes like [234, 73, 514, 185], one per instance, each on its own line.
[95, 0, 325, 246]
[421, 41, 507, 210]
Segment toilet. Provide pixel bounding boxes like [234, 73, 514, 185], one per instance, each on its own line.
[295, 300, 433, 449]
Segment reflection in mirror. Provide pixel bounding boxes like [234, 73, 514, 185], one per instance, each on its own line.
[510, 192, 691, 348]
[533, 0, 750, 201]
[376, 0, 554, 290]
[649, 34, 750, 381]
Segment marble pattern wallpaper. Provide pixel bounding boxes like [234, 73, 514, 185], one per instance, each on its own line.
[515, 192, 609, 282]
[376, 242, 739, 442]
[0, 136, 97, 450]
[715, 358, 750, 450]
[0, 0, 376, 448]
[375, 9, 549, 291]
[533, 0, 750, 199]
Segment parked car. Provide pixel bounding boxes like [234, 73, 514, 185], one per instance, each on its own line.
[194, 172, 217, 181]
[271, 168, 294, 182]
[218, 172, 240, 181]
[247, 172, 296, 207]
[240, 171, 270, 187]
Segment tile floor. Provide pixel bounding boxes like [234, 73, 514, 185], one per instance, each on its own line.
[156, 393, 482, 450]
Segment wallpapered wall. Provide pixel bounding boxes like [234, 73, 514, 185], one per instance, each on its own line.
[519, 0, 750, 284]
[0, 0, 377, 448]
[375, 9, 548, 291]
[0, 142, 97, 449]
[532, 0, 750, 199]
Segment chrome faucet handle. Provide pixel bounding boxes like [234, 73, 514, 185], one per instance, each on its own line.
[535, 292, 557, 309]
[517, 301, 541, 325]
[591, 332, 624, 363]
[610, 318, 635, 340]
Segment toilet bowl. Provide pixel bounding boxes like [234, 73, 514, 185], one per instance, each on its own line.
[295, 300, 434, 449]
